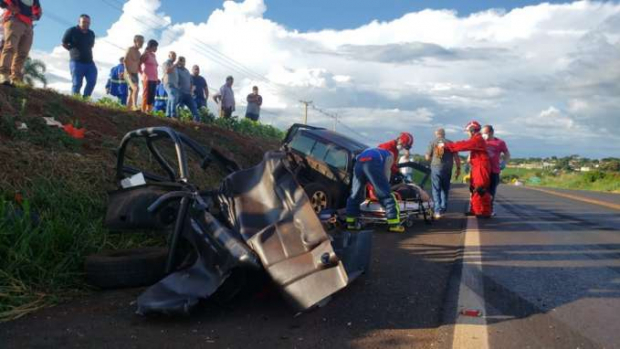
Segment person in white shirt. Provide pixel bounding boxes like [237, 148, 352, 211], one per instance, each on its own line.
[399, 148, 413, 182]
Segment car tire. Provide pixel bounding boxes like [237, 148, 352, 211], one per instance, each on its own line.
[305, 183, 332, 214]
[84, 247, 168, 289]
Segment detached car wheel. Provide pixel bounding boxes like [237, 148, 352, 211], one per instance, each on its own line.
[305, 183, 332, 213]
[84, 247, 168, 289]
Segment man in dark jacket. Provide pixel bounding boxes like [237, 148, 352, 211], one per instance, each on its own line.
[0, 0, 42, 86]
[62, 14, 97, 97]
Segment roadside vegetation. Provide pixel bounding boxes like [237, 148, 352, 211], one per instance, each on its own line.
[0, 85, 281, 321]
[502, 163, 620, 193]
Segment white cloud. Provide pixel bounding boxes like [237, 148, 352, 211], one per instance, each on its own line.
[33, 0, 620, 157]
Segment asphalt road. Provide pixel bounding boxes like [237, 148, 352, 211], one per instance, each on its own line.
[0, 187, 470, 349]
[2, 184, 619, 349]
[463, 185, 620, 349]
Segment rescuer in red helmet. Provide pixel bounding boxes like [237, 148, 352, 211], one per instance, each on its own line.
[366, 132, 414, 198]
[439, 121, 492, 218]
[378, 132, 414, 176]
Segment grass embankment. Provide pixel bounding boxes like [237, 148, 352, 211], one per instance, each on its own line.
[501, 168, 620, 193]
[0, 86, 282, 321]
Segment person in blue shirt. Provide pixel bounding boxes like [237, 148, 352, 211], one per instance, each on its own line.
[346, 146, 404, 233]
[153, 80, 168, 113]
[105, 57, 128, 105]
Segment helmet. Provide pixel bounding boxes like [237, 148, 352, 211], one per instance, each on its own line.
[398, 132, 414, 150]
[465, 121, 482, 133]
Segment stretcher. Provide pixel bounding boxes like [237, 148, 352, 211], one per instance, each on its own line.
[359, 194, 434, 228]
[319, 183, 434, 230]
[357, 180, 434, 227]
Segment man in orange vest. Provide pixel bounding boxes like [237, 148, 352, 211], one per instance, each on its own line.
[0, 0, 42, 86]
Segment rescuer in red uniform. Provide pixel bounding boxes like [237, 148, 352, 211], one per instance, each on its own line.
[366, 132, 414, 200]
[378, 132, 414, 176]
[440, 121, 492, 218]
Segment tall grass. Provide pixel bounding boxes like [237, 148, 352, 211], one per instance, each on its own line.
[0, 179, 162, 321]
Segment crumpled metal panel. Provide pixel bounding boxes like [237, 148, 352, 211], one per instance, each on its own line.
[219, 151, 351, 311]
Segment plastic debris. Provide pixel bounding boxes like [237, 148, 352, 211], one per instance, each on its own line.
[460, 309, 482, 317]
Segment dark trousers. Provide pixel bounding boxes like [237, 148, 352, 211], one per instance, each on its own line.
[195, 97, 206, 109]
[431, 167, 452, 213]
[245, 112, 259, 121]
[178, 93, 200, 121]
[489, 173, 501, 208]
[221, 107, 233, 119]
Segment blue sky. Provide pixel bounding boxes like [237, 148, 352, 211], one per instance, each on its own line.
[38, 0, 569, 51]
[29, 0, 620, 158]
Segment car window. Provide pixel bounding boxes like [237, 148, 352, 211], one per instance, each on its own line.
[310, 140, 329, 161]
[324, 146, 348, 170]
[289, 132, 316, 155]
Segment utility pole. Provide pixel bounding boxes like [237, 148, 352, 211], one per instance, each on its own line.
[333, 114, 338, 131]
[300, 100, 312, 124]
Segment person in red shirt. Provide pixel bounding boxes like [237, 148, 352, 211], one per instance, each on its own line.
[482, 125, 510, 214]
[378, 132, 414, 176]
[0, 0, 42, 86]
[366, 132, 414, 200]
[441, 121, 492, 218]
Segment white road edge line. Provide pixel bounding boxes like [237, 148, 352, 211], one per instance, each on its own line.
[452, 216, 489, 349]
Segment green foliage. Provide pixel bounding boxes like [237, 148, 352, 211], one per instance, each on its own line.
[211, 116, 284, 141]
[582, 171, 607, 183]
[0, 179, 163, 321]
[95, 97, 125, 111]
[501, 167, 620, 193]
[22, 58, 47, 88]
[166, 106, 283, 142]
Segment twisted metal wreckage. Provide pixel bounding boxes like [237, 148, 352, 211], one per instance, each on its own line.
[102, 127, 372, 315]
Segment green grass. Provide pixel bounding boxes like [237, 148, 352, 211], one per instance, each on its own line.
[501, 168, 620, 193]
[0, 178, 164, 322]
[94, 97, 285, 143]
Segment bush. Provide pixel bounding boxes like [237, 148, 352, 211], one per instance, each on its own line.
[581, 171, 606, 183]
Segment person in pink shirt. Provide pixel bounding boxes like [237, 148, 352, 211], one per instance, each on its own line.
[140, 39, 159, 113]
[482, 125, 510, 214]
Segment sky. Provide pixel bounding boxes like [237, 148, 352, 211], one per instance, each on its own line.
[23, 0, 620, 158]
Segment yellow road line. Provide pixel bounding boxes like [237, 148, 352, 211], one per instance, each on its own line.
[523, 186, 620, 211]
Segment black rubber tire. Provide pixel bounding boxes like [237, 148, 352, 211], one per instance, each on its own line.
[305, 183, 333, 214]
[84, 247, 168, 289]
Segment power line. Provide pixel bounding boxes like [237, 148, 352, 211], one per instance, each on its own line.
[44, 10, 126, 53]
[50, 1, 373, 141]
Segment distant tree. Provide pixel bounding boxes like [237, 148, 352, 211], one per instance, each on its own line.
[22, 57, 47, 87]
[555, 157, 572, 171]
[602, 160, 620, 172]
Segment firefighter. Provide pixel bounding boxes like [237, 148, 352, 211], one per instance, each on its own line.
[366, 132, 414, 199]
[346, 133, 414, 233]
[105, 57, 128, 105]
[153, 80, 168, 113]
[379, 132, 414, 176]
[440, 121, 492, 218]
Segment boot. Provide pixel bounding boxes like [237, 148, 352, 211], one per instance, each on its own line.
[346, 217, 362, 230]
[388, 224, 405, 233]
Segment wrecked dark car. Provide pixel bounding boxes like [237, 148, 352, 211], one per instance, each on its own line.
[91, 127, 372, 315]
[281, 124, 434, 225]
[281, 123, 368, 213]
